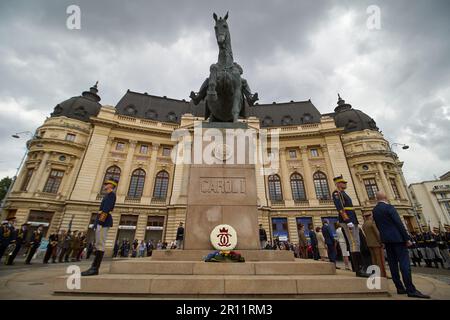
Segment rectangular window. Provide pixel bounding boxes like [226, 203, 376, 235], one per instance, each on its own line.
[20, 168, 34, 191]
[271, 217, 289, 241]
[116, 142, 125, 151]
[162, 147, 171, 157]
[390, 178, 401, 199]
[140, 144, 148, 154]
[444, 202, 450, 215]
[310, 149, 319, 157]
[43, 170, 64, 194]
[65, 133, 76, 142]
[364, 178, 379, 200]
[289, 149, 297, 159]
[147, 216, 165, 227]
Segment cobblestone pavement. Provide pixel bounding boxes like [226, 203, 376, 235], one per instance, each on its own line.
[0, 257, 449, 300]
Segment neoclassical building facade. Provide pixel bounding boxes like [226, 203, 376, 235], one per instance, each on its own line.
[1, 84, 418, 253]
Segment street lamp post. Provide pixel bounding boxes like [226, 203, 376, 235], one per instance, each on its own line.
[0, 131, 42, 217]
[388, 141, 423, 232]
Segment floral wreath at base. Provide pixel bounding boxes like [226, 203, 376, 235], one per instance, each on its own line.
[204, 250, 245, 262]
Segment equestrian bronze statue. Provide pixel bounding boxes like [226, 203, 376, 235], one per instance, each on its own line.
[190, 12, 259, 123]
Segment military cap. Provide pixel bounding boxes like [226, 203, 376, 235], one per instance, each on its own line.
[333, 174, 347, 184]
[104, 179, 118, 187]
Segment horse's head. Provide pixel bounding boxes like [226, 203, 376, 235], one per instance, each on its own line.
[213, 12, 230, 49]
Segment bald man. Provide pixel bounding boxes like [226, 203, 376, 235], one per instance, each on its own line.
[372, 191, 429, 299]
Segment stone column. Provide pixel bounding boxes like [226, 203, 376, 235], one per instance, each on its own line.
[288, 216, 298, 243]
[353, 171, 368, 203]
[91, 137, 114, 199]
[116, 140, 137, 200]
[321, 145, 336, 191]
[300, 146, 317, 204]
[145, 143, 160, 201]
[279, 148, 292, 204]
[134, 212, 148, 242]
[60, 163, 75, 198]
[377, 162, 394, 199]
[27, 152, 50, 193]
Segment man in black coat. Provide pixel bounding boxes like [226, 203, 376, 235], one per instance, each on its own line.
[372, 191, 429, 299]
[176, 222, 184, 249]
[308, 223, 319, 260]
[259, 224, 268, 249]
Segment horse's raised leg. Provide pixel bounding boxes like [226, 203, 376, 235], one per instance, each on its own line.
[207, 64, 218, 102]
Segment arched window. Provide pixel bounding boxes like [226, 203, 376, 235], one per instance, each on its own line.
[313, 171, 330, 200]
[153, 170, 169, 199]
[268, 174, 283, 201]
[290, 173, 306, 201]
[127, 169, 146, 199]
[101, 166, 121, 194]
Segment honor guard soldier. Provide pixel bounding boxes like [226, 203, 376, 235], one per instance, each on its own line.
[423, 228, 441, 268]
[5, 222, 29, 265]
[82, 179, 117, 276]
[332, 175, 368, 277]
[436, 231, 450, 269]
[25, 224, 44, 264]
[0, 217, 16, 263]
[408, 232, 422, 267]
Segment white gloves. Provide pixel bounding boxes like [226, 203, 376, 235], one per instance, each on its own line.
[347, 222, 354, 229]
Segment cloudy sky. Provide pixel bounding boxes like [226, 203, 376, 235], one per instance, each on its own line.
[0, 0, 449, 184]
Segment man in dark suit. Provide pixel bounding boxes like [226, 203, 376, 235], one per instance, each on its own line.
[308, 223, 319, 260]
[372, 191, 429, 299]
[176, 222, 185, 250]
[322, 219, 337, 265]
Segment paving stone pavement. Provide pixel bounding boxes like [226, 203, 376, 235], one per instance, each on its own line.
[0, 258, 449, 300]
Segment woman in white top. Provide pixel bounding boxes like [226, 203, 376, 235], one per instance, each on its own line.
[335, 222, 351, 270]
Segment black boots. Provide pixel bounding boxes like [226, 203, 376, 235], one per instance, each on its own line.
[352, 252, 370, 278]
[81, 251, 104, 276]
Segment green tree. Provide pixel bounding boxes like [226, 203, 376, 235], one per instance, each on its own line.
[0, 176, 12, 202]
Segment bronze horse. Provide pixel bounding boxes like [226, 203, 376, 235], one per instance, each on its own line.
[190, 12, 258, 122]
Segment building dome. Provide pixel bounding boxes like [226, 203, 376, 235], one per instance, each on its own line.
[50, 82, 102, 122]
[333, 94, 379, 133]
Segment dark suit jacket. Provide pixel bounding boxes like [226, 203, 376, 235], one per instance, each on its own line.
[309, 230, 318, 246]
[322, 224, 334, 246]
[372, 201, 410, 243]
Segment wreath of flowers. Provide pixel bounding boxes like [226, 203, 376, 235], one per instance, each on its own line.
[204, 250, 245, 262]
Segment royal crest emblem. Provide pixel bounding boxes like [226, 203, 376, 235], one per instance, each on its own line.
[210, 224, 237, 250]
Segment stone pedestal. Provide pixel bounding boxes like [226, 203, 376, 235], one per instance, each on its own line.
[184, 165, 260, 249]
[184, 123, 260, 250]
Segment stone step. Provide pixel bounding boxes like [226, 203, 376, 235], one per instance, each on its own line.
[109, 259, 336, 275]
[150, 249, 295, 261]
[54, 274, 388, 296]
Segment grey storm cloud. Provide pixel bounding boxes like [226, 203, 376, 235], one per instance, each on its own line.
[0, 0, 449, 183]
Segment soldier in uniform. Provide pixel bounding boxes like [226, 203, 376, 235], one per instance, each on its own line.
[408, 232, 422, 267]
[415, 231, 429, 267]
[82, 179, 117, 276]
[332, 175, 369, 277]
[43, 231, 58, 263]
[436, 230, 450, 269]
[0, 217, 16, 263]
[25, 224, 44, 264]
[5, 222, 29, 265]
[423, 228, 441, 268]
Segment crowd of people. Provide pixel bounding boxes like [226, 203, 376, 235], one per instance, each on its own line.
[0, 219, 183, 265]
